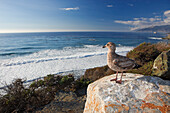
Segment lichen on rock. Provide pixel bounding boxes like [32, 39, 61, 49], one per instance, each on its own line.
[84, 73, 170, 113]
[152, 49, 170, 79]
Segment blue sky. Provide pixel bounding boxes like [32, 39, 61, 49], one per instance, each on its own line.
[0, 0, 170, 33]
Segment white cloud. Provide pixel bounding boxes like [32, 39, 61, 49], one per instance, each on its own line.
[107, 5, 113, 7]
[164, 10, 170, 23]
[59, 7, 79, 11]
[164, 10, 170, 16]
[114, 10, 170, 30]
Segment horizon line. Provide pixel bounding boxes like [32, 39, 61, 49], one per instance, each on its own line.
[0, 29, 131, 33]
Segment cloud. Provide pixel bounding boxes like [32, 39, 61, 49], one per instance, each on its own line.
[107, 5, 113, 7]
[164, 10, 170, 16]
[59, 7, 79, 11]
[164, 10, 170, 23]
[114, 10, 170, 30]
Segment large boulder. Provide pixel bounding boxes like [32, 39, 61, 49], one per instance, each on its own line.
[152, 50, 170, 79]
[84, 73, 170, 113]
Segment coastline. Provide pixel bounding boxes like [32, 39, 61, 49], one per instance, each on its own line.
[0, 45, 134, 87]
[0, 41, 169, 113]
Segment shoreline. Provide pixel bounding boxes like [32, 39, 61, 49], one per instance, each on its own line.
[0, 41, 169, 112]
[0, 46, 133, 87]
[0, 69, 89, 89]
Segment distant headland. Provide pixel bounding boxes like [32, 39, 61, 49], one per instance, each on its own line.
[136, 25, 170, 33]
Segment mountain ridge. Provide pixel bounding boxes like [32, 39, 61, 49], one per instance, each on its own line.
[136, 25, 170, 33]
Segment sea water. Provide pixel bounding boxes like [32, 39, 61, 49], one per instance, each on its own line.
[0, 32, 167, 86]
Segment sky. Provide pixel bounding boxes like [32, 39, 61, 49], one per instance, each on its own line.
[0, 0, 170, 33]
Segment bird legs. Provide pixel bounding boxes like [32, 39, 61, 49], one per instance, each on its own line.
[110, 71, 118, 81]
[110, 71, 123, 84]
[116, 72, 123, 84]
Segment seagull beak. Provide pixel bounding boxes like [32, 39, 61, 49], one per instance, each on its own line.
[103, 45, 106, 48]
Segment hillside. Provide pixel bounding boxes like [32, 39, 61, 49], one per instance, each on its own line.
[136, 25, 170, 33]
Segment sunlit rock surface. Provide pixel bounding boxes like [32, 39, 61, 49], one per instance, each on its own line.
[152, 49, 170, 79]
[84, 73, 170, 113]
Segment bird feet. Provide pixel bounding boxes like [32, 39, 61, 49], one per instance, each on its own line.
[116, 80, 122, 84]
[110, 78, 117, 81]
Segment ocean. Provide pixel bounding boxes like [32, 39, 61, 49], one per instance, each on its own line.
[0, 32, 167, 86]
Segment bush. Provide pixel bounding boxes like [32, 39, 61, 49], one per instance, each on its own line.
[126, 42, 170, 76]
[127, 61, 154, 75]
[84, 65, 115, 81]
[0, 74, 79, 113]
[127, 42, 170, 65]
[74, 77, 92, 90]
[0, 79, 54, 113]
[127, 42, 159, 65]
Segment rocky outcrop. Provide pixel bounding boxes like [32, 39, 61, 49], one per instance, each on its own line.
[84, 73, 170, 113]
[152, 50, 170, 79]
[36, 91, 86, 113]
[84, 65, 115, 81]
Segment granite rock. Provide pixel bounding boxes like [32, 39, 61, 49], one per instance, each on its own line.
[152, 50, 170, 79]
[84, 73, 170, 113]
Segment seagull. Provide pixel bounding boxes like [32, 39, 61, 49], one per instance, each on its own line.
[103, 42, 136, 84]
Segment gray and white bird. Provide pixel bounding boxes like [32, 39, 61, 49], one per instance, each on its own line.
[103, 42, 136, 84]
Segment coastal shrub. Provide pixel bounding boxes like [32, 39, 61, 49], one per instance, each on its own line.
[84, 65, 115, 81]
[60, 74, 74, 85]
[74, 77, 92, 90]
[83, 42, 170, 78]
[30, 79, 45, 88]
[154, 42, 170, 52]
[0, 79, 55, 113]
[127, 42, 170, 65]
[127, 42, 159, 65]
[127, 61, 153, 75]
[0, 74, 78, 113]
[126, 42, 170, 76]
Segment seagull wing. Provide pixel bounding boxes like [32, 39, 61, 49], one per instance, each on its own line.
[113, 56, 135, 69]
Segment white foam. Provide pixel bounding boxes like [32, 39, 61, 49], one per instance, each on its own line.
[0, 45, 134, 87]
[148, 37, 162, 40]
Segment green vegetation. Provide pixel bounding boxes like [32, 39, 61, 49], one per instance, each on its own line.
[0, 79, 55, 113]
[0, 74, 91, 113]
[127, 61, 154, 75]
[127, 42, 170, 75]
[84, 65, 115, 81]
[0, 42, 169, 112]
[84, 42, 170, 78]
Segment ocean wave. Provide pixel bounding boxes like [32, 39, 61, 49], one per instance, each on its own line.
[148, 37, 162, 40]
[0, 44, 134, 87]
[0, 45, 134, 67]
[0, 52, 33, 56]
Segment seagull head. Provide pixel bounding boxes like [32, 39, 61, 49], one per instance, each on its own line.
[103, 42, 116, 52]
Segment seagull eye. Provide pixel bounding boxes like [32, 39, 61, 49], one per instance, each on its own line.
[107, 44, 109, 46]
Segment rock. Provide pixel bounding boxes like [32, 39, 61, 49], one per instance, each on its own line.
[35, 91, 86, 113]
[84, 65, 115, 81]
[84, 73, 170, 113]
[152, 50, 170, 79]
